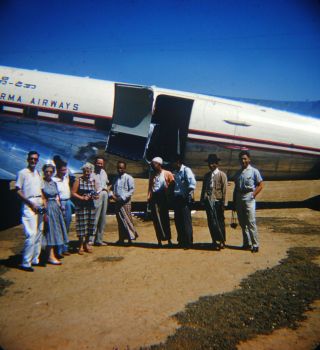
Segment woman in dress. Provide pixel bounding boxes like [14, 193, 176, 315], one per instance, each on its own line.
[42, 164, 68, 265]
[72, 163, 99, 254]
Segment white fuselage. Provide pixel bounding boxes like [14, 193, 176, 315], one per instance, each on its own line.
[0, 66, 319, 180]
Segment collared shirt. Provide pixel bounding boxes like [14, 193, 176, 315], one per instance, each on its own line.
[53, 174, 71, 200]
[210, 168, 220, 189]
[234, 164, 263, 199]
[173, 164, 196, 197]
[92, 169, 109, 193]
[111, 173, 135, 202]
[16, 168, 43, 199]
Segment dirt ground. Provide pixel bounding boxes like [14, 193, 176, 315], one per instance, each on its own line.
[0, 179, 319, 350]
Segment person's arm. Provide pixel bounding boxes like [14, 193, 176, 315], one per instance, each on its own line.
[147, 176, 153, 201]
[253, 169, 263, 199]
[16, 188, 38, 212]
[16, 172, 39, 212]
[186, 167, 196, 193]
[253, 181, 263, 199]
[221, 173, 228, 207]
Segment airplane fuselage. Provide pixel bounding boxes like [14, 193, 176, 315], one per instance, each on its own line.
[0, 66, 319, 181]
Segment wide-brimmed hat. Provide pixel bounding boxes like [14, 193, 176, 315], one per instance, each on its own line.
[205, 154, 221, 163]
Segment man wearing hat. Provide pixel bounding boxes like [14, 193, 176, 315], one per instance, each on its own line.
[148, 157, 175, 247]
[200, 154, 227, 249]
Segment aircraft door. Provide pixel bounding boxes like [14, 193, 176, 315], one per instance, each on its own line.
[106, 84, 153, 160]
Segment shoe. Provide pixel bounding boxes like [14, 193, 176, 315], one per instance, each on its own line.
[94, 242, 108, 246]
[212, 242, 221, 251]
[63, 251, 71, 256]
[56, 254, 64, 259]
[78, 248, 84, 255]
[19, 265, 34, 272]
[32, 262, 46, 267]
[48, 260, 62, 265]
[115, 240, 125, 245]
[251, 246, 259, 253]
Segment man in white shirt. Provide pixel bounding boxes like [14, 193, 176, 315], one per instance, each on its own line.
[16, 151, 44, 271]
[53, 159, 73, 256]
[91, 157, 109, 246]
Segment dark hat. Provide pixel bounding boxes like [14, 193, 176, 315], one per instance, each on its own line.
[205, 154, 221, 163]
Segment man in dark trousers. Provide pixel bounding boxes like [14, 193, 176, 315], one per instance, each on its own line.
[172, 155, 196, 248]
[201, 154, 227, 250]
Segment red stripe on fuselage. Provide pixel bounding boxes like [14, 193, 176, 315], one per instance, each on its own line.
[188, 128, 320, 153]
[188, 136, 320, 157]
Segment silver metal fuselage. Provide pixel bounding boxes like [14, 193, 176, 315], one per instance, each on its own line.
[0, 66, 319, 181]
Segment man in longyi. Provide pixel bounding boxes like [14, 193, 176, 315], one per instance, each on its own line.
[201, 154, 227, 250]
[148, 157, 175, 247]
[110, 161, 138, 244]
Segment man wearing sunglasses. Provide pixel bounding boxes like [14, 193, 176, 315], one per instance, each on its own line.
[16, 151, 45, 271]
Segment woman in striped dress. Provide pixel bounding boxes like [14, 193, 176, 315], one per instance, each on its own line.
[72, 163, 99, 254]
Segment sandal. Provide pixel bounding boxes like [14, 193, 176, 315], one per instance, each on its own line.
[78, 248, 84, 255]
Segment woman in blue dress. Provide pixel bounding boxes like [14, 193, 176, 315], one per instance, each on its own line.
[42, 164, 68, 265]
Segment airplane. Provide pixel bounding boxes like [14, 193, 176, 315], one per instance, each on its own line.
[1, 65, 320, 184]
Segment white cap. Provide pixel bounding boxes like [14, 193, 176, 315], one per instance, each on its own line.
[151, 157, 163, 165]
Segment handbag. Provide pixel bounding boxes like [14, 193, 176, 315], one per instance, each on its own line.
[230, 210, 238, 229]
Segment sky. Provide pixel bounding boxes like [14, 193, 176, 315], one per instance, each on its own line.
[1, 0, 320, 101]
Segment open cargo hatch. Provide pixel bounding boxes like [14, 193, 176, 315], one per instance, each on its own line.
[105, 84, 153, 160]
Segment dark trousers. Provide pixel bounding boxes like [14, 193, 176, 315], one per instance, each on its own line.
[150, 191, 171, 242]
[205, 199, 226, 243]
[173, 196, 193, 246]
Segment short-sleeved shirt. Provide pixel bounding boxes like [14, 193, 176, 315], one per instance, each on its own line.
[234, 164, 263, 200]
[173, 164, 196, 197]
[92, 169, 109, 193]
[53, 174, 71, 200]
[16, 168, 43, 199]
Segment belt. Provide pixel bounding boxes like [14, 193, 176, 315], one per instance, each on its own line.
[28, 195, 41, 199]
[60, 198, 70, 201]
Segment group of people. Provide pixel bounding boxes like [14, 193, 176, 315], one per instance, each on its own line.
[16, 149, 263, 272]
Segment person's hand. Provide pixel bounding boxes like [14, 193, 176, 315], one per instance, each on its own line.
[29, 202, 38, 213]
[82, 195, 90, 201]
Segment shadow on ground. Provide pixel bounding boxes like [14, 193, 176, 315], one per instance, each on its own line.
[144, 247, 320, 350]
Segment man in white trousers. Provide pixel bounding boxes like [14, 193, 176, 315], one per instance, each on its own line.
[16, 151, 45, 271]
